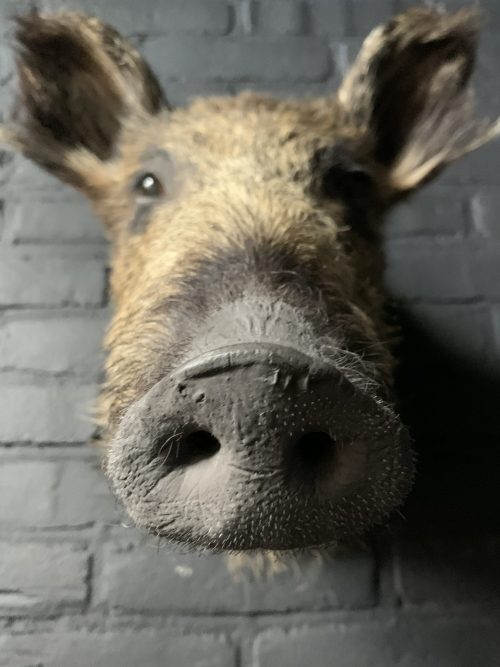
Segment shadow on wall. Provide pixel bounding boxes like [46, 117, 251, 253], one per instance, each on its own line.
[394, 305, 500, 536]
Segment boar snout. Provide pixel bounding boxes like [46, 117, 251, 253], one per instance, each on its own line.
[107, 303, 412, 551]
[160, 343, 343, 474]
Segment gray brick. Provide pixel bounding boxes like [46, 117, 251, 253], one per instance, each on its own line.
[0, 458, 116, 527]
[384, 239, 475, 301]
[0, 631, 235, 667]
[348, 0, 396, 36]
[252, 1, 306, 35]
[0, 461, 56, 525]
[0, 200, 4, 240]
[0, 8, 13, 35]
[253, 617, 500, 667]
[1, 156, 65, 193]
[97, 536, 376, 613]
[475, 33, 500, 116]
[0, 1, 33, 32]
[0, 83, 14, 125]
[0, 540, 88, 617]
[398, 0, 500, 31]
[0, 383, 97, 443]
[142, 35, 332, 83]
[0, 315, 107, 375]
[4, 198, 105, 244]
[41, 0, 233, 36]
[396, 536, 500, 606]
[470, 188, 500, 240]
[329, 37, 362, 85]
[481, 1, 500, 31]
[469, 240, 500, 300]
[0, 43, 12, 82]
[0, 149, 16, 188]
[386, 187, 466, 238]
[440, 140, 500, 186]
[0, 250, 106, 308]
[56, 460, 118, 527]
[308, 0, 347, 37]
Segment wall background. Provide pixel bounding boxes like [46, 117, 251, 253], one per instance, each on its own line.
[0, 1, 499, 665]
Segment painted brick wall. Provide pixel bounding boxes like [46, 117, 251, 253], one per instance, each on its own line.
[0, 1, 499, 665]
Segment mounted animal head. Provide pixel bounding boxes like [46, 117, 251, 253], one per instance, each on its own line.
[4, 7, 498, 551]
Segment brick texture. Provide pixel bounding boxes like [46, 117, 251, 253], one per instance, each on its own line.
[0, 249, 106, 308]
[0, 314, 107, 375]
[470, 187, 500, 240]
[0, 383, 97, 443]
[0, 540, 89, 617]
[0, 458, 117, 526]
[96, 536, 376, 614]
[142, 35, 332, 83]
[0, 1, 499, 666]
[251, 1, 307, 35]
[3, 198, 105, 244]
[253, 617, 500, 667]
[42, 0, 234, 36]
[0, 632, 235, 667]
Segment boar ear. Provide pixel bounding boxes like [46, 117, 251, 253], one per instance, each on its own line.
[337, 8, 500, 197]
[6, 11, 168, 187]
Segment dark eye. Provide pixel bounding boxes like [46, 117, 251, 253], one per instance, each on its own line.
[134, 172, 165, 198]
[315, 146, 375, 237]
[321, 164, 373, 204]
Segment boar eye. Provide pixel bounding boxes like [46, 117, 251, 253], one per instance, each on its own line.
[321, 164, 373, 205]
[134, 172, 165, 198]
[316, 146, 375, 236]
[315, 146, 373, 205]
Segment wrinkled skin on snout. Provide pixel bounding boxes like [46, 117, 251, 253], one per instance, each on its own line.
[6, 8, 498, 551]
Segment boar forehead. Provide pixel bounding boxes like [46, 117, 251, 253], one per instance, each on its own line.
[100, 93, 373, 301]
[150, 93, 347, 152]
[114, 93, 359, 188]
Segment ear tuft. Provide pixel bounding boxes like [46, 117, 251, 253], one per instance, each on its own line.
[14, 12, 125, 161]
[338, 8, 500, 196]
[8, 11, 167, 185]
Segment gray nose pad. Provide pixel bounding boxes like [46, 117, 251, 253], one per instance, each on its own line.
[156, 343, 345, 480]
[108, 339, 412, 550]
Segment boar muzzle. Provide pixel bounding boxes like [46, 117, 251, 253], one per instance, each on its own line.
[107, 305, 413, 551]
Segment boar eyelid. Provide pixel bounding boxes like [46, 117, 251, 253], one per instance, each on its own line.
[134, 148, 175, 199]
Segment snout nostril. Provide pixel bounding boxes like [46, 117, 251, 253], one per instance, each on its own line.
[294, 431, 336, 467]
[177, 430, 221, 466]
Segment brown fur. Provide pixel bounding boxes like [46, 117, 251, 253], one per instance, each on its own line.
[3, 7, 499, 549]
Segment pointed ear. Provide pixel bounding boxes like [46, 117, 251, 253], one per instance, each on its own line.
[5, 11, 168, 188]
[337, 8, 500, 198]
